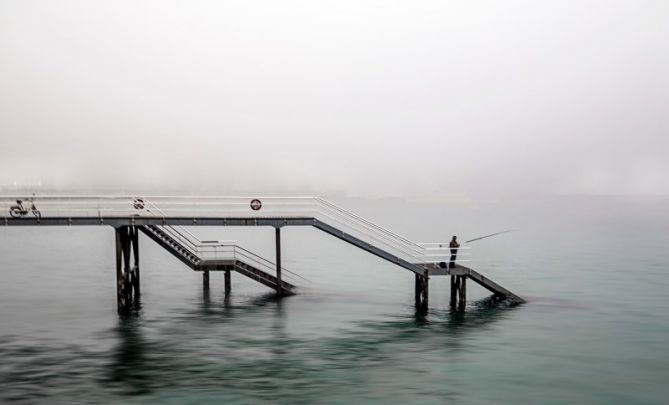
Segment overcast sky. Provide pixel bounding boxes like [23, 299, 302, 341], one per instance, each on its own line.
[1, 1, 667, 198]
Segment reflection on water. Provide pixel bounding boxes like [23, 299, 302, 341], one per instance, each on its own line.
[108, 316, 150, 396]
[103, 290, 295, 401]
[96, 294, 516, 403]
[445, 297, 517, 331]
[0, 279, 666, 404]
[0, 290, 518, 403]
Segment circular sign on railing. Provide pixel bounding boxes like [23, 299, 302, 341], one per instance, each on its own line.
[133, 198, 145, 210]
[250, 199, 262, 211]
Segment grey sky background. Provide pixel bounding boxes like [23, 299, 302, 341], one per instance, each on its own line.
[1, 1, 667, 199]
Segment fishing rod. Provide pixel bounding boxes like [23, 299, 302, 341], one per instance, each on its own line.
[465, 230, 516, 243]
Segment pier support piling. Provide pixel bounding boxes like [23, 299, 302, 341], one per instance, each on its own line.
[203, 271, 210, 290]
[414, 270, 429, 311]
[115, 228, 126, 313]
[115, 226, 140, 314]
[130, 226, 140, 297]
[450, 275, 467, 311]
[458, 276, 466, 310]
[275, 226, 283, 295]
[224, 270, 231, 295]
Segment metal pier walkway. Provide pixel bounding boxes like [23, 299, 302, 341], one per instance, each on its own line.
[1, 195, 525, 313]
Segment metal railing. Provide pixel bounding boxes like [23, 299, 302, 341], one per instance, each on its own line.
[0, 195, 472, 266]
[140, 200, 304, 282]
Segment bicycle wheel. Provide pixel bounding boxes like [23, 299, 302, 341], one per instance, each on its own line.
[33, 210, 42, 219]
[10, 207, 22, 218]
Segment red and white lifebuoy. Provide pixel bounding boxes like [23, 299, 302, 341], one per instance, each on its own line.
[133, 198, 145, 210]
[250, 199, 262, 211]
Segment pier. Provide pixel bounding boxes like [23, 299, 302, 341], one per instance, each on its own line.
[1, 196, 525, 314]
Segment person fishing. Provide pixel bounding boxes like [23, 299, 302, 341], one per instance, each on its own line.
[437, 230, 514, 269]
[449, 235, 460, 268]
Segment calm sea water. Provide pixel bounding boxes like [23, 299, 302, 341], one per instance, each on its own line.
[1, 196, 668, 404]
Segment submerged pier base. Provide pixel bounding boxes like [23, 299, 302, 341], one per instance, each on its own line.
[115, 226, 140, 314]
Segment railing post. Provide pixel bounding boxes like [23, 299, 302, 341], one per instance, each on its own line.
[275, 226, 282, 295]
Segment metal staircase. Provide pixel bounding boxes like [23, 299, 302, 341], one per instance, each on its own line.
[139, 225, 200, 268]
[139, 224, 296, 294]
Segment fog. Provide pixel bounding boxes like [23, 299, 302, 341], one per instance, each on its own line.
[1, 1, 667, 198]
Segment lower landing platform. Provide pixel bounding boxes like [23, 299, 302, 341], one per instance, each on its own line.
[418, 262, 526, 305]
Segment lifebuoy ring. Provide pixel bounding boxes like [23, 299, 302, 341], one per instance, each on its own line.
[133, 198, 145, 210]
[250, 199, 262, 211]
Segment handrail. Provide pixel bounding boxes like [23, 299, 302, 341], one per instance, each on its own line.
[0, 195, 472, 266]
[315, 197, 420, 249]
[144, 200, 226, 252]
[141, 199, 305, 281]
[309, 202, 446, 264]
[312, 209, 426, 259]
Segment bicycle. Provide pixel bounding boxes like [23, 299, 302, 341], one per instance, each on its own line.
[9, 198, 41, 219]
